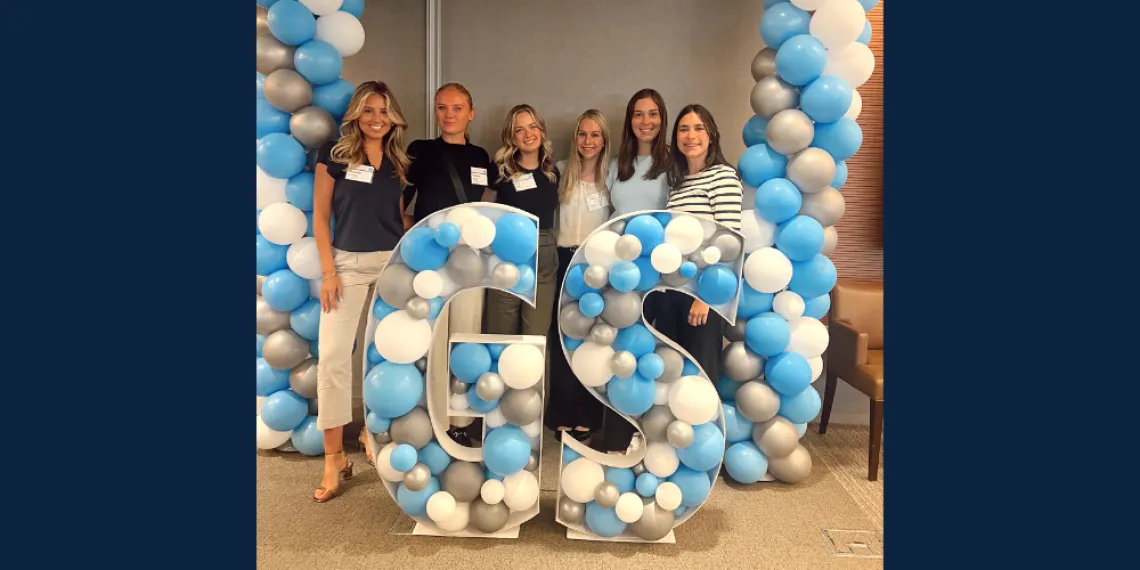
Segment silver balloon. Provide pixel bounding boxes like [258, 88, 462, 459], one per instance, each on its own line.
[800, 187, 846, 227]
[713, 232, 742, 262]
[766, 109, 814, 156]
[257, 5, 271, 35]
[661, 271, 691, 287]
[442, 461, 485, 502]
[600, 289, 641, 328]
[609, 219, 627, 234]
[450, 377, 470, 394]
[666, 421, 695, 448]
[735, 381, 781, 423]
[614, 234, 643, 261]
[750, 47, 778, 81]
[374, 431, 392, 445]
[256, 33, 296, 75]
[405, 296, 431, 320]
[501, 388, 543, 426]
[631, 462, 647, 476]
[289, 105, 338, 148]
[403, 463, 432, 491]
[376, 263, 417, 310]
[611, 351, 637, 379]
[629, 499, 676, 541]
[265, 69, 313, 114]
[560, 302, 597, 340]
[262, 329, 309, 370]
[787, 148, 837, 194]
[655, 347, 684, 383]
[594, 481, 620, 509]
[415, 357, 428, 372]
[256, 296, 291, 335]
[446, 246, 485, 287]
[277, 441, 298, 453]
[768, 444, 813, 484]
[588, 323, 618, 346]
[526, 450, 540, 471]
[688, 251, 709, 269]
[390, 408, 433, 450]
[753, 416, 799, 459]
[470, 498, 510, 533]
[491, 262, 521, 289]
[475, 372, 506, 401]
[257, 275, 265, 296]
[594, 383, 607, 395]
[750, 75, 799, 120]
[559, 499, 586, 524]
[641, 406, 676, 442]
[722, 342, 763, 382]
[308, 398, 319, 416]
[821, 226, 839, 255]
[583, 265, 609, 289]
[289, 358, 319, 399]
[726, 318, 748, 343]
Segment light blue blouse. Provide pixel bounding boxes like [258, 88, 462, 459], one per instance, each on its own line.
[605, 155, 670, 218]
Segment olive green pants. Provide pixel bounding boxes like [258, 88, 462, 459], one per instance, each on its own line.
[484, 230, 558, 337]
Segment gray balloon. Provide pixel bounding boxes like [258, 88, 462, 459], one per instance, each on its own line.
[725, 318, 748, 343]
[821, 226, 839, 255]
[735, 381, 781, 423]
[583, 265, 609, 289]
[257, 5, 271, 35]
[470, 498, 510, 533]
[631, 462, 647, 476]
[256, 33, 296, 75]
[594, 383, 607, 395]
[475, 372, 505, 401]
[629, 499, 676, 541]
[450, 377, 470, 394]
[787, 148, 837, 194]
[688, 251, 709, 269]
[526, 450, 540, 471]
[614, 234, 643, 261]
[376, 263, 417, 310]
[374, 431, 392, 445]
[722, 342, 763, 382]
[661, 271, 691, 287]
[609, 219, 627, 234]
[415, 357, 428, 372]
[713, 232, 742, 262]
[750, 47, 778, 82]
[264, 69, 312, 114]
[800, 187, 846, 228]
[750, 75, 799, 120]
[277, 441, 298, 453]
[390, 408, 433, 450]
[442, 461, 485, 502]
[308, 398, 319, 416]
[754, 416, 800, 459]
[766, 109, 814, 156]
[667, 420, 694, 448]
[611, 351, 637, 379]
[491, 262, 520, 289]
[256, 296, 291, 336]
[289, 358, 319, 399]
[262, 329, 309, 370]
[768, 444, 813, 484]
[641, 406, 676, 443]
[446, 247, 485, 287]
[559, 499, 586, 524]
[257, 275, 265, 296]
[560, 302, 597, 340]
[502, 388, 543, 426]
[588, 323, 617, 346]
[289, 105, 338, 149]
[600, 289, 641, 329]
[655, 347, 684, 383]
[405, 296, 431, 320]
[594, 481, 620, 509]
[403, 463, 432, 491]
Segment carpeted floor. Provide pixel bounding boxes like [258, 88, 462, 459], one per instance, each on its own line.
[257, 423, 883, 569]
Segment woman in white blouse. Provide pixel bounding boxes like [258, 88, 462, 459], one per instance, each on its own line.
[547, 109, 612, 445]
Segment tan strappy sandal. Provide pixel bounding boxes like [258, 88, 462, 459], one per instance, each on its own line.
[313, 449, 354, 503]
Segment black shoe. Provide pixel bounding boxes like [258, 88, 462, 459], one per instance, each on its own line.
[570, 429, 592, 443]
[447, 427, 471, 447]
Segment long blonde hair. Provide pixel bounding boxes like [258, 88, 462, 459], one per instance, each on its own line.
[493, 104, 557, 184]
[559, 109, 611, 203]
[330, 81, 411, 186]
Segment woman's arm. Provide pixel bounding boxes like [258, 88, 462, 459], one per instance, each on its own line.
[400, 194, 413, 231]
[312, 162, 341, 311]
[710, 168, 744, 232]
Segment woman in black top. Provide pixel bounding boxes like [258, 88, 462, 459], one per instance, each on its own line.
[311, 81, 413, 503]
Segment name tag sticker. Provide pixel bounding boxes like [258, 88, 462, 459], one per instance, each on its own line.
[346, 165, 374, 183]
[586, 192, 603, 212]
[513, 173, 537, 191]
[471, 167, 488, 186]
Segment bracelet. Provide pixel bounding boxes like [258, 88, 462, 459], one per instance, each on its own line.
[322, 272, 339, 280]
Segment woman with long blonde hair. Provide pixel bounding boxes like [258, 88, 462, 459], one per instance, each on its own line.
[310, 81, 413, 503]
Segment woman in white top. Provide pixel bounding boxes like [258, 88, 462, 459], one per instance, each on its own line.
[547, 109, 612, 445]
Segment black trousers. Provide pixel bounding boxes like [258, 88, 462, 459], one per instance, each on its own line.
[544, 246, 605, 432]
[596, 290, 666, 452]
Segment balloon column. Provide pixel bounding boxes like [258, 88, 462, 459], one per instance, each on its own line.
[363, 204, 546, 536]
[556, 212, 744, 541]
[256, 0, 367, 456]
[725, 0, 876, 484]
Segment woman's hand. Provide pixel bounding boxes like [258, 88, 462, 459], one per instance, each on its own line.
[402, 214, 414, 231]
[320, 274, 343, 312]
[688, 299, 710, 327]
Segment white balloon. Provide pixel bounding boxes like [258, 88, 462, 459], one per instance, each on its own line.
[286, 237, 322, 280]
[645, 443, 680, 478]
[426, 491, 457, 523]
[257, 166, 287, 210]
[373, 311, 432, 363]
[701, 246, 722, 265]
[449, 393, 469, 411]
[376, 442, 406, 482]
[257, 396, 266, 415]
[413, 270, 444, 299]
[824, 42, 876, 88]
[259, 202, 307, 245]
[571, 342, 616, 387]
[773, 291, 806, 320]
[445, 206, 480, 228]
[309, 278, 322, 299]
[700, 218, 718, 240]
[436, 501, 470, 532]
[485, 407, 507, 429]
[562, 458, 606, 503]
[299, 0, 343, 17]
[584, 230, 622, 270]
[655, 481, 682, 511]
[668, 376, 721, 425]
[427, 213, 445, 229]
[435, 267, 460, 298]
[743, 247, 793, 293]
[256, 416, 292, 449]
[741, 211, 777, 252]
[650, 243, 683, 274]
[664, 216, 704, 254]
[498, 344, 544, 389]
[846, 89, 863, 120]
[654, 381, 670, 406]
[791, 0, 828, 9]
[521, 420, 541, 439]
[314, 11, 365, 57]
[616, 492, 646, 523]
[787, 317, 830, 359]
[809, 356, 824, 382]
[480, 479, 506, 505]
[503, 470, 539, 512]
[810, 0, 866, 50]
[460, 215, 497, 249]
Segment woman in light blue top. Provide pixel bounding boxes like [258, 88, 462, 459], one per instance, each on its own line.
[605, 88, 672, 218]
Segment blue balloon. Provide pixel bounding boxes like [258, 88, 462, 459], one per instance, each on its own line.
[466, 389, 499, 413]
[256, 357, 290, 397]
[716, 374, 741, 401]
[363, 362, 423, 419]
[679, 261, 698, 279]
[608, 373, 656, 416]
[312, 79, 354, 119]
[285, 172, 315, 211]
[609, 261, 641, 292]
[418, 441, 452, 475]
[738, 282, 775, 318]
[260, 390, 308, 431]
[450, 343, 492, 383]
[491, 213, 538, 263]
[775, 215, 825, 262]
[789, 254, 837, 298]
[775, 34, 827, 86]
[365, 411, 391, 434]
[294, 40, 342, 86]
[623, 214, 665, 252]
[585, 503, 627, 537]
[483, 425, 531, 476]
[613, 324, 656, 358]
[636, 473, 660, 497]
[755, 178, 803, 224]
[674, 506, 688, 518]
[290, 416, 324, 456]
[759, 2, 810, 50]
[340, 0, 365, 18]
[367, 343, 384, 365]
[257, 334, 266, 358]
[397, 477, 441, 517]
[267, 0, 316, 46]
[682, 360, 700, 377]
[811, 118, 863, 161]
[858, 0, 880, 12]
[434, 222, 460, 247]
[802, 293, 831, 319]
[256, 235, 289, 276]
[633, 256, 660, 291]
[263, 269, 309, 311]
[832, 160, 848, 189]
[564, 336, 583, 351]
[738, 144, 788, 188]
[765, 352, 812, 396]
[778, 385, 822, 423]
[512, 263, 536, 294]
[428, 296, 444, 319]
[696, 265, 739, 306]
[390, 443, 418, 472]
[289, 299, 322, 341]
[579, 292, 604, 318]
[564, 264, 596, 300]
[257, 99, 291, 138]
[256, 72, 266, 99]
[796, 422, 808, 439]
[722, 403, 755, 444]
[401, 227, 449, 271]
[724, 441, 769, 484]
[744, 312, 791, 357]
[800, 76, 854, 124]
[563, 446, 582, 463]
[372, 297, 398, 321]
[677, 422, 726, 471]
[652, 212, 672, 227]
[308, 340, 319, 359]
[637, 353, 665, 380]
[487, 344, 507, 359]
[258, 0, 280, 8]
[742, 115, 768, 147]
[857, 18, 872, 45]
[762, 0, 782, 7]
[257, 133, 306, 179]
[671, 466, 713, 507]
[605, 467, 636, 494]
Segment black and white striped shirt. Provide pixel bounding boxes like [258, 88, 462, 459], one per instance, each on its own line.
[666, 164, 743, 231]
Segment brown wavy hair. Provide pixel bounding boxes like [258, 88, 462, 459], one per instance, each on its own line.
[667, 104, 734, 188]
[330, 81, 411, 185]
[616, 88, 671, 183]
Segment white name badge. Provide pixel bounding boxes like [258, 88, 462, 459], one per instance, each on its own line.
[586, 191, 609, 212]
[346, 165, 374, 183]
[513, 173, 537, 191]
[471, 167, 488, 186]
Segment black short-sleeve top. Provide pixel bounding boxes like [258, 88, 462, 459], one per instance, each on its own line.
[403, 138, 496, 223]
[316, 140, 405, 252]
[489, 164, 560, 230]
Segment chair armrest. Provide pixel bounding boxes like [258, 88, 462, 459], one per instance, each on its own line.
[829, 320, 869, 369]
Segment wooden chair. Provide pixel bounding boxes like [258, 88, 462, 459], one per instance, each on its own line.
[819, 279, 884, 481]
